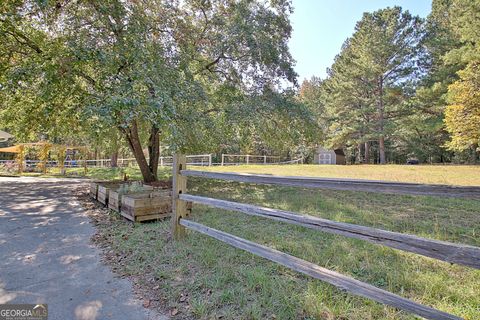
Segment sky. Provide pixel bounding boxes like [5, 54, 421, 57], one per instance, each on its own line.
[289, 0, 432, 82]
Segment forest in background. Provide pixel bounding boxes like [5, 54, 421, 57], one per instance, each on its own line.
[299, 0, 480, 164]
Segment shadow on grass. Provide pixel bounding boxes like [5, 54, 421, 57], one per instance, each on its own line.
[90, 178, 480, 319]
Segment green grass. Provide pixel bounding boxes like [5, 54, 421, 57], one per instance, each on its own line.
[11, 163, 480, 186]
[193, 164, 480, 186]
[89, 165, 480, 320]
[3, 167, 145, 180]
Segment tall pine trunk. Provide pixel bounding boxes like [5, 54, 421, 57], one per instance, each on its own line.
[357, 143, 363, 164]
[379, 137, 385, 164]
[364, 141, 370, 164]
[378, 76, 386, 164]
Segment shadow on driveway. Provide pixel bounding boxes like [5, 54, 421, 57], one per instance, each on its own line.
[0, 177, 167, 320]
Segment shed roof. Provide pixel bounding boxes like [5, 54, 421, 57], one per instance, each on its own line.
[0, 130, 14, 141]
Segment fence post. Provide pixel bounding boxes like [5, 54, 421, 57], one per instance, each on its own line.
[221, 154, 224, 166]
[208, 154, 212, 166]
[246, 155, 250, 165]
[172, 154, 188, 239]
[160, 157, 164, 167]
[264, 155, 267, 164]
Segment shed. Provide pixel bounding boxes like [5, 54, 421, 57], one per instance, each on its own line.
[0, 130, 15, 160]
[313, 146, 346, 165]
[0, 130, 13, 144]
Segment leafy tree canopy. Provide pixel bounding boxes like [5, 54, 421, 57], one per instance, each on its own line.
[1, 0, 317, 181]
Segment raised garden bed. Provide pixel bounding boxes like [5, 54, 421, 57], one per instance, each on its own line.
[89, 181, 101, 199]
[89, 180, 123, 201]
[108, 184, 154, 212]
[92, 179, 191, 223]
[97, 181, 130, 206]
[108, 189, 123, 212]
[120, 189, 172, 222]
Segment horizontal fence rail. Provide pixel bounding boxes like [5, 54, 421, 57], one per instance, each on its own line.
[181, 170, 480, 199]
[220, 153, 302, 166]
[179, 194, 480, 269]
[180, 219, 461, 320]
[171, 155, 475, 320]
[0, 154, 213, 170]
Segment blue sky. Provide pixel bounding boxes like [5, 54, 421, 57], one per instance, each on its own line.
[289, 0, 432, 82]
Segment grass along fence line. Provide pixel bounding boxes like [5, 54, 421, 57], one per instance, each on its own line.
[8, 162, 479, 318]
[171, 155, 479, 320]
[4, 163, 480, 187]
[194, 164, 480, 186]
[90, 167, 480, 319]
[180, 170, 480, 199]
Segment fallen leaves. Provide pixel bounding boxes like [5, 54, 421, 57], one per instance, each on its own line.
[170, 308, 179, 316]
[74, 187, 194, 319]
[179, 293, 187, 303]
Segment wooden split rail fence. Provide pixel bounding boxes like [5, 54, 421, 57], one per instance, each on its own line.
[171, 154, 479, 320]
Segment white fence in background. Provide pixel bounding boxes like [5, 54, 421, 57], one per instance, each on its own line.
[0, 154, 213, 169]
[0, 153, 304, 169]
[219, 154, 303, 166]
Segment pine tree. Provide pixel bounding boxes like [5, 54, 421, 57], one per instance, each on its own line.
[323, 7, 423, 163]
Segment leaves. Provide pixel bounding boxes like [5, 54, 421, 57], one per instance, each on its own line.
[0, 1, 312, 162]
[445, 63, 480, 151]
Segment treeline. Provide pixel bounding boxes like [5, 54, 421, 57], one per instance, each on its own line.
[0, 1, 318, 181]
[1, 0, 478, 175]
[299, 0, 480, 164]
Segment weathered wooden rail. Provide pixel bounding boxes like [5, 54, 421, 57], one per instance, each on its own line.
[181, 170, 480, 199]
[172, 155, 478, 320]
[179, 194, 480, 269]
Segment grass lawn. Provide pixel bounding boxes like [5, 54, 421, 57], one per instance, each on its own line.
[193, 164, 480, 186]
[7, 163, 480, 186]
[82, 165, 480, 319]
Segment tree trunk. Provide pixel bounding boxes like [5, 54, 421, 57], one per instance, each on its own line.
[378, 77, 386, 164]
[364, 141, 370, 164]
[110, 150, 118, 168]
[379, 137, 386, 164]
[147, 126, 160, 179]
[357, 143, 362, 164]
[121, 120, 157, 183]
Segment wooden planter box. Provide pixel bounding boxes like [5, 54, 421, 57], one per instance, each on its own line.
[89, 182, 98, 199]
[108, 185, 154, 212]
[120, 190, 172, 222]
[89, 181, 107, 199]
[108, 190, 122, 212]
[97, 181, 130, 206]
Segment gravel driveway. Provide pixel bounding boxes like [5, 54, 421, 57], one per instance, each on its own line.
[0, 177, 168, 320]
